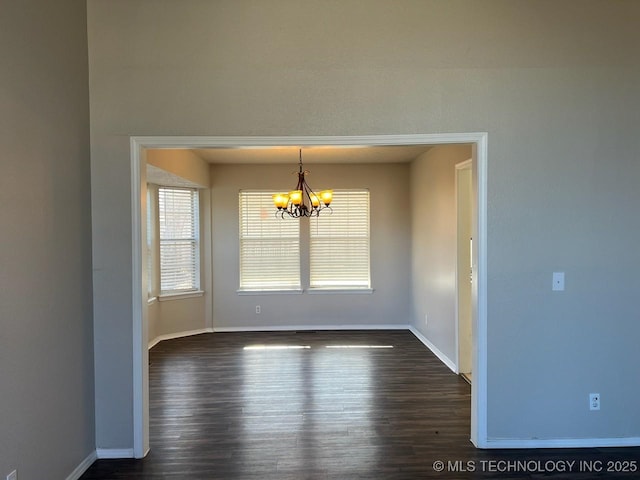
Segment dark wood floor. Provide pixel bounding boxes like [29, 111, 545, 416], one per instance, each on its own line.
[81, 330, 639, 479]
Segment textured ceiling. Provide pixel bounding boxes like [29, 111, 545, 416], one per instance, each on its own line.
[191, 145, 433, 164]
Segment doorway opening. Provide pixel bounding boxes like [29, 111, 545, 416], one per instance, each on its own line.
[130, 133, 489, 456]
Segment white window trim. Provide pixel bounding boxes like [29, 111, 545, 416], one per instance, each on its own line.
[309, 189, 371, 290]
[306, 288, 374, 295]
[158, 290, 205, 302]
[158, 187, 201, 294]
[237, 289, 304, 295]
[239, 190, 301, 291]
[238, 189, 371, 294]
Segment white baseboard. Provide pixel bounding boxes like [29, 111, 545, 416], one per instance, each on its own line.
[409, 326, 457, 373]
[96, 448, 135, 459]
[148, 327, 214, 349]
[484, 437, 640, 449]
[66, 450, 97, 480]
[213, 324, 410, 332]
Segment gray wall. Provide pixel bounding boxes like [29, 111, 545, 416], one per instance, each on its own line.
[87, 0, 640, 448]
[152, 295, 208, 338]
[410, 146, 472, 364]
[211, 163, 411, 329]
[0, 1, 94, 478]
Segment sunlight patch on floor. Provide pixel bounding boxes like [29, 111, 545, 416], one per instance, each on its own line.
[325, 345, 394, 349]
[243, 345, 311, 350]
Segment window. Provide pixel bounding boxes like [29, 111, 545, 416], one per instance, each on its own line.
[310, 190, 370, 289]
[239, 191, 301, 291]
[158, 187, 200, 294]
[146, 186, 155, 297]
[238, 189, 370, 292]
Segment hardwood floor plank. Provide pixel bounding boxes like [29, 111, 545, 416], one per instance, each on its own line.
[81, 330, 640, 479]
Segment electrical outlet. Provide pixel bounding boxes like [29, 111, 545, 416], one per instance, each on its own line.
[424, 314, 428, 326]
[7, 470, 17, 480]
[589, 393, 600, 411]
[255, 305, 261, 314]
[552, 272, 565, 291]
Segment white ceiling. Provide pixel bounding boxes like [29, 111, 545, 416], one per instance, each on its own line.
[191, 145, 434, 164]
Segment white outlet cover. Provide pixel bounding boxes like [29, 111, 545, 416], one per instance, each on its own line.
[552, 272, 565, 291]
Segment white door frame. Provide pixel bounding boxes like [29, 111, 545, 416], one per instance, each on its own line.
[130, 133, 489, 456]
[455, 158, 473, 377]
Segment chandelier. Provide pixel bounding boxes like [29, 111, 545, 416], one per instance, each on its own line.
[273, 149, 333, 218]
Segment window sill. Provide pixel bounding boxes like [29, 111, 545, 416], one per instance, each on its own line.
[147, 296, 158, 305]
[237, 289, 303, 295]
[236, 288, 373, 295]
[307, 288, 374, 295]
[158, 290, 205, 302]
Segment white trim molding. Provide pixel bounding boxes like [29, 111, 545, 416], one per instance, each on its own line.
[130, 133, 489, 456]
[131, 133, 485, 149]
[485, 437, 640, 449]
[472, 133, 489, 448]
[213, 324, 411, 333]
[237, 289, 304, 295]
[409, 326, 457, 373]
[306, 288, 374, 295]
[158, 290, 205, 302]
[66, 451, 97, 480]
[148, 327, 214, 349]
[454, 158, 473, 377]
[131, 138, 149, 458]
[96, 448, 135, 459]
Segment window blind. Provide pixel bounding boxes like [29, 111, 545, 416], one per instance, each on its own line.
[159, 187, 199, 293]
[310, 190, 370, 289]
[239, 191, 300, 290]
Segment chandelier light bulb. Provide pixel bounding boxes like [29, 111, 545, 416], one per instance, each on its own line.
[289, 190, 303, 206]
[319, 190, 333, 206]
